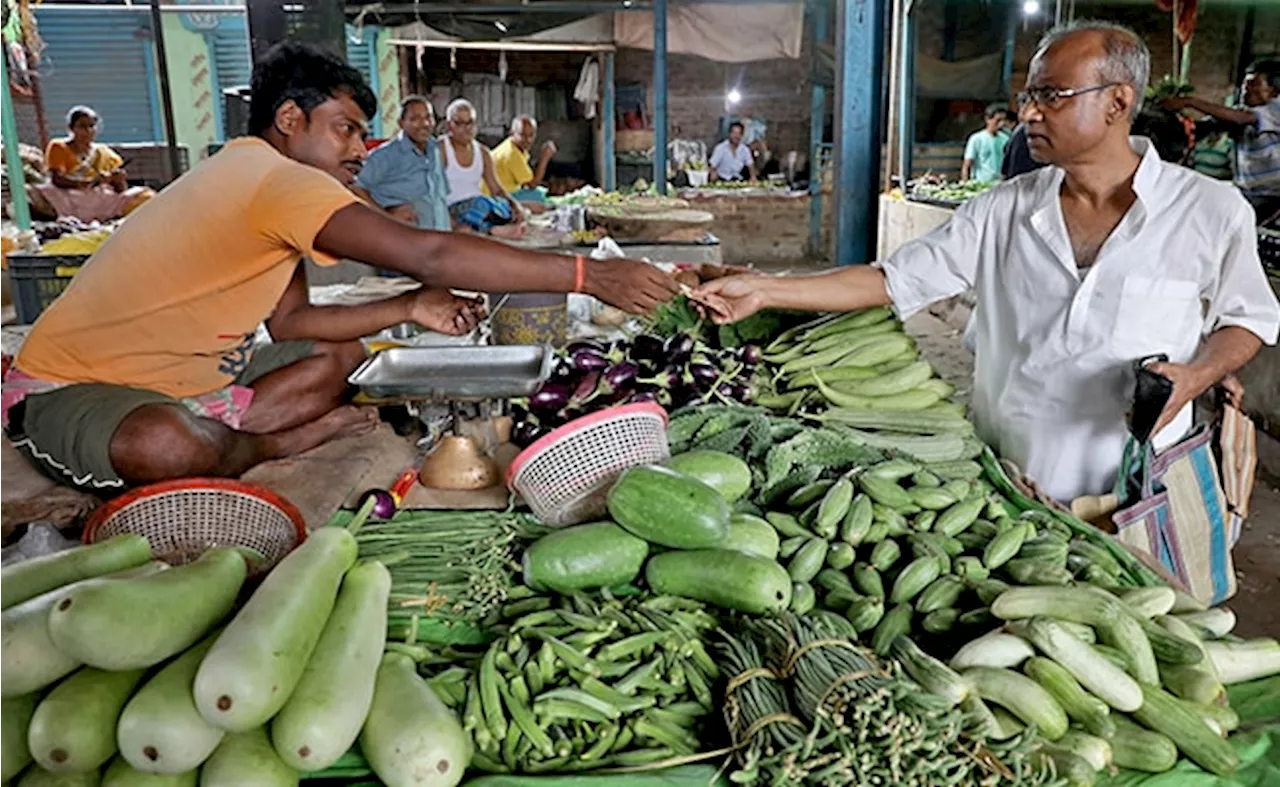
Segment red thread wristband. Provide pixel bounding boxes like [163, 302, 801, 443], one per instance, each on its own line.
[574, 255, 587, 294]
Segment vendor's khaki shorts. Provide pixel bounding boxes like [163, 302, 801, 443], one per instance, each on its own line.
[7, 341, 314, 493]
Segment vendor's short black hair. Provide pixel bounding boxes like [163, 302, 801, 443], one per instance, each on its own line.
[985, 103, 1010, 120]
[1248, 60, 1280, 92]
[728, 121, 745, 133]
[67, 106, 97, 128]
[249, 42, 378, 137]
[400, 95, 431, 120]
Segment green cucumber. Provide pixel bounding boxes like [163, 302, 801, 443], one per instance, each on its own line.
[607, 465, 730, 549]
[117, 634, 225, 774]
[102, 756, 196, 787]
[2, 693, 37, 780]
[29, 666, 147, 773]
[522, 522, 649, 593]
[360, 653, 471, 787]
[916, 576, 965, 614]
[858, 476, 914, 510]
[2, 563, 167, 699]
[847, 596, 885, 633]
[17, 768, 101, 787]
[869, 540, 901, 571]
[790, 583, 816, 615]
[194, 527, 357, 732]
[666, 451, 752, 503]
[49, 548, 245, 671]
[272, 561, 390, 771]
[815, 479, 855, 536]
[646, 550, 791, 615]
[199, 728, 298, 787]
[1, 534, 151, 611]
[840, 494, 874, 545]
[765, 512, 810, 539]
[722, 514, 781, 560]
[787, 480, 835, 509]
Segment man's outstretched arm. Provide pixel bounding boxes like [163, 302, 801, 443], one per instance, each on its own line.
[314, 202, 678, 314]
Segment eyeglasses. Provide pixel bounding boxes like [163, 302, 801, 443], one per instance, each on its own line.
[451, 119, 476, 127]
[1016, 83, 1120, 110]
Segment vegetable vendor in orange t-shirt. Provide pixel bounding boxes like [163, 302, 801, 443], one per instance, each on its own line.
[29, 106, 155, 223]
[3, 44, 678, 493]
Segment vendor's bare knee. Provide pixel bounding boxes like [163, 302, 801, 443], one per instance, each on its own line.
[314, 340, 367, 376]
[109, 404, 226, 483]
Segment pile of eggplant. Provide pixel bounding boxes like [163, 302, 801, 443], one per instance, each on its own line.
[510, 334, 762, 448]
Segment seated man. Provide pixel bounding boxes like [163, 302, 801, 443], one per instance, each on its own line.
[352, 95, 450, 230]
[2, 43, 676, 493]
[440, 99, 524, 237]
[709, 122, 756, 182]
[487, 115, 557, 210]
[28, 106, 154, 223]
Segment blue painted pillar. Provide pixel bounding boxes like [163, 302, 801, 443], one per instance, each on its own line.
[808, 3, 828, 258]
[897, 3, 916, 187]
[604, 52, 616, 191]
[1001, 1, 1017, 98]
[833, 0, 886, 265]
[653, 0, 668, 195]
[1, 49, 31, 228]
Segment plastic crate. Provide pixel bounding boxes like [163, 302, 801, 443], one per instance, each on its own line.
[7, 254, 86, 324]
[1260, 228, 1280, 275]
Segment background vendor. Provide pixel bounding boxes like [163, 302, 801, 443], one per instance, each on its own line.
[1163, 59, 1280, 223]
[487, 115, 556, 210]
[353, 95, 450, 231]
[441, 99, 524, 238]
[29, 106, 154, 223]
[709, 122, 756, 182]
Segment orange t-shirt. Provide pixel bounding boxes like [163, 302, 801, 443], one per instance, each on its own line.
[17, 137, 359, 398]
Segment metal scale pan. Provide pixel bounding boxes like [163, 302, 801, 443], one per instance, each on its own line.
[348, 345, 554, 401]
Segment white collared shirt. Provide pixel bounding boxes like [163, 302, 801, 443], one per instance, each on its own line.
[878, 138, 1280, 502]
[710, 141, 752, 180]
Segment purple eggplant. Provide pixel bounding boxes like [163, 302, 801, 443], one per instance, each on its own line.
[727, 382, 754, 403]
[664, 334, 696, 365]
[529, 383, 572, 412]
[740, 344, 763, 366]
[630, 334, 666, 363]
[511, 419, 541, 448]
[571, 349, 610, 372]
[637, 367, 681, 390]
[572, 371, 602, 403]
[357, 489, 397, 520]
[603, 361, 640, 391]
[687, 363, 720, 389]
[565, 339, 605, 355]
[628, 390, 660, 404]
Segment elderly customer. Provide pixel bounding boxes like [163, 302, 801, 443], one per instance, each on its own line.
[352, 96, 450, 231]
[440, 99, 524, 239]
[695, 21, 1280, 505]
[488, 115, 557, 207]
[1163, 59, 1280, 222]
[30, 106, 154, 222]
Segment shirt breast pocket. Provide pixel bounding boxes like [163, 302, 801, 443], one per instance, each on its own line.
[1111, 276, 1204, 361]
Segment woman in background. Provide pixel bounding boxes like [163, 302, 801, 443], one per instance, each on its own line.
[31, 106, 153, 222]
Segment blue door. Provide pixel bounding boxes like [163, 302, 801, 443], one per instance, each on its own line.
[34, 7, 162, 144]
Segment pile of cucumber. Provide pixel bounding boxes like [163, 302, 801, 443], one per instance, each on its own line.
[1, 527, 468, 787]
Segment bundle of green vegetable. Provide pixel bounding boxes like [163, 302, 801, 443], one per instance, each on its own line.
[461, 591, 721, 774]
[348, 510, 548, 641]
[718, 612, 1055, 787]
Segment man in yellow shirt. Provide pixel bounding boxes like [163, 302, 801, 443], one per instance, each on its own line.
[488, 115, 557, 207]
[3, 44, 676, 492]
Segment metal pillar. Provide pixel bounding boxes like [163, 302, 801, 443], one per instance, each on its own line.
[1001, 1, 1017, 98]
[808, 3, 828, 258]
[832, 0, 885, 265]
[1, 49, 32, 229]
[653, 0, 668, 195]
[149, 0, 182, 182]
[603, 52, 616, 191]
[896, 2, 916, 188]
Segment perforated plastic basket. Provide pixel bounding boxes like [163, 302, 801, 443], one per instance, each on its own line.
[83, 478, 307, 576]
[506, 403, 670, 526]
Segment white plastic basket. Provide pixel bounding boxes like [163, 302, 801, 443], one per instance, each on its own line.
[506, 403, 670, 526]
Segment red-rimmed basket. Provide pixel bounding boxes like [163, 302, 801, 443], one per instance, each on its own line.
[506, 403, 670, 526]
[83, 478, 307, 576]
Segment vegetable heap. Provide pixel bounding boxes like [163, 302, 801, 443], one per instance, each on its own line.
[0, 522, 466, 787]
[511, 335, 763, 447]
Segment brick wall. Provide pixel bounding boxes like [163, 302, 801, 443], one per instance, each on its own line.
[614, 44, 814, 158]
[682, 190, 833, 266]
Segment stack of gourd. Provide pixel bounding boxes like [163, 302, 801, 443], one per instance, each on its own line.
[1, 530, 468, 787]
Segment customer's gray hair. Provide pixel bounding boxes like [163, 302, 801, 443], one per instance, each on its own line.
[1035, 20, 1150, 121]
[510, 114, 537, 133]
[446, 98, 475, 122]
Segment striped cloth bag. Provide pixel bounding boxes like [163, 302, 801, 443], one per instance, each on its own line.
[1111, 423, 1239, 605]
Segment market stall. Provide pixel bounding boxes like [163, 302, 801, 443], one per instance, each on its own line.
[3, 296, 1278, 787]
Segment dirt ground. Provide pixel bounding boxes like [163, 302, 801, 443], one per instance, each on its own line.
[903, 312, 1280, 638]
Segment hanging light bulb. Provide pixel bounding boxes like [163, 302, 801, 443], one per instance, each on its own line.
[727, 89, 742, 104]
[1022, 0, 1040, 15]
